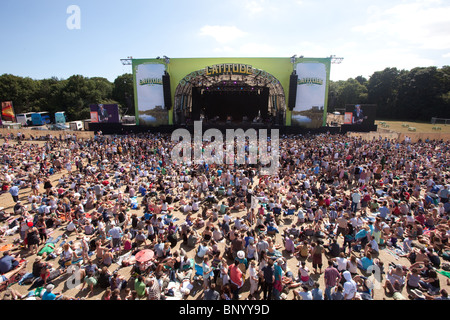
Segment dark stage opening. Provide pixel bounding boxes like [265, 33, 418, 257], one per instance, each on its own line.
[191, 83, 269, 122]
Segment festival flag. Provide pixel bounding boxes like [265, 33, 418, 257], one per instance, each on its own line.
[1, 101, 16, 122]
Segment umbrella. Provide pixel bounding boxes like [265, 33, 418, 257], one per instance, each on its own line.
[135, 249, 154, 263]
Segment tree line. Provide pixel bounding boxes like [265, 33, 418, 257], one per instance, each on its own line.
[0, 65, 449, 123]
[328, 66, 450, 121]
[0, 73, 134, 122]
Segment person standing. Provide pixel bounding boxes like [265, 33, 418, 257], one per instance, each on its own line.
[248, 260, 259, 299]
[343, 271, 357, 300]
[311, 241, 324, 273]
[9, 185, 19, 203]
[261, 258, 274, 300]
[229, 260, 244, 299]
[324, 259, 341, 300]
[351, 189, 361, 213]
[108, 223, 123, 249]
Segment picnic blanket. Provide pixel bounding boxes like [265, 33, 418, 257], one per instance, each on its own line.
[165, 281, 188, 300]
[0, 243, 14, 252]
[436, 270, 450, 280]
[130, 197, 139, 209]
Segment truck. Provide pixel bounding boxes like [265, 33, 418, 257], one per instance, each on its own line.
[31, 112, 51, 126]
[68, 121, 83, 131]
[16, 113, 34, 126]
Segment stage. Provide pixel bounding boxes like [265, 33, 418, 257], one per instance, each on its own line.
[87, 121, 375, 136]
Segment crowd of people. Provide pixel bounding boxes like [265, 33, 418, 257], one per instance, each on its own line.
[0, 130, 449, 301]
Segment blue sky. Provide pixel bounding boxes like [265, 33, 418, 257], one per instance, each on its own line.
[0, 0, 449, 82]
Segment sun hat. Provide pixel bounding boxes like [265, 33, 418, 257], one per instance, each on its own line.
[237, 250, 245, 259]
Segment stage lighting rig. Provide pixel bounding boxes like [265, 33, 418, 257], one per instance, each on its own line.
[120, 57, 133, 65]
[330, 55, 344, 64]
[290, 55, 297, 64]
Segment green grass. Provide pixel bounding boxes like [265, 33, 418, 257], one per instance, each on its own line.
[375, 120, 450, 133]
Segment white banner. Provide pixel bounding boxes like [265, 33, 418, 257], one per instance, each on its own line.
[294, 62, 327, 112]
[135, 63, 166, 125]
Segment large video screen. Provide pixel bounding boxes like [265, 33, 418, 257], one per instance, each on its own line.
[292, 60, 330, 128]
[89, 104, 120, 123]
[344, 104, 376, 128]
[134, 62, 169, 126]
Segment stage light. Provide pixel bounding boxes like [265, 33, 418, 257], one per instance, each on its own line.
[163, 55, 170, 64]
[291, 55, 297, 64]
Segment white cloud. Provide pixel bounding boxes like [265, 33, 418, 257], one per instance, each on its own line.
[244, 0, 265, 16]
[352, 0, 450, 50]
[330, 46, 436, 81]
[199, 25, 248, 44]
[443, 52, 450, 58]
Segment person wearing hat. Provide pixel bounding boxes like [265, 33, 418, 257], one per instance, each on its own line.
[248, 260, 259, 299]
[41, 284, 62, 300]
[25, 222, 40, 254]
[236, 250, 248, 272]
[228, 259, 244, 299]
[409, 288, 426, 300]
[273, 258, 284, 300]
[438, 184, 449, 204]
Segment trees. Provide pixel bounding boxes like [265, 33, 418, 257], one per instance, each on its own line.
[329, 66, 450, 121]
[327, 78, 367, 112]
[0, 66, 448, 123]
[0, 74, 37, 114]
[396, 67, 450, 121]
[112, 73, 134, 116]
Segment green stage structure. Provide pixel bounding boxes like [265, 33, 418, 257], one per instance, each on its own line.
[131, 57, 332, 128]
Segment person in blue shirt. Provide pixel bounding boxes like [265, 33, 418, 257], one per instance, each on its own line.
[354, 226, 370, 248]
[41, 284, 62, 300]
[357, 252, 375, 271]
[273, 258, 284, 300]
[267, 222, 279, 234]
[311, 281, 324, 300]
[0, 251, 20, 274]
[378, 201, 390, 219]
[9, 185, 19, 203]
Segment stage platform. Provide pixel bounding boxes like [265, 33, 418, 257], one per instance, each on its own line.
[88, 122, 349, 135]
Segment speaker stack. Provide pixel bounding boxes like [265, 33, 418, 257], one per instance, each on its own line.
[287, 72, 298, 111]
[162, 72, 172, 109]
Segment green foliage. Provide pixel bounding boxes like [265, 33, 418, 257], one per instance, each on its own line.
[112, 73, 134, 116]
[0, 65, 448, 123]
[0, 73, 134, 122]
[329, 66, 450, 121]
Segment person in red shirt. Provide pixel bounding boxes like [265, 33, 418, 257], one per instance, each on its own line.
[228, 260, 244, 299]
[324, 259, 341, 300]
[415, 211, 425, 226]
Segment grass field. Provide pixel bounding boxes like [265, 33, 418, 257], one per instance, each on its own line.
[376, 120, 450, 133]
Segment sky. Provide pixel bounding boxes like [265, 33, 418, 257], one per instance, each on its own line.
[0, 0, 449, 82]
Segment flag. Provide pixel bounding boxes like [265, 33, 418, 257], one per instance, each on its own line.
[1, 101, 15, 122]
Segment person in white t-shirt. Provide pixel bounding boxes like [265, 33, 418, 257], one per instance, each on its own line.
[335, 252, 348, 272]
